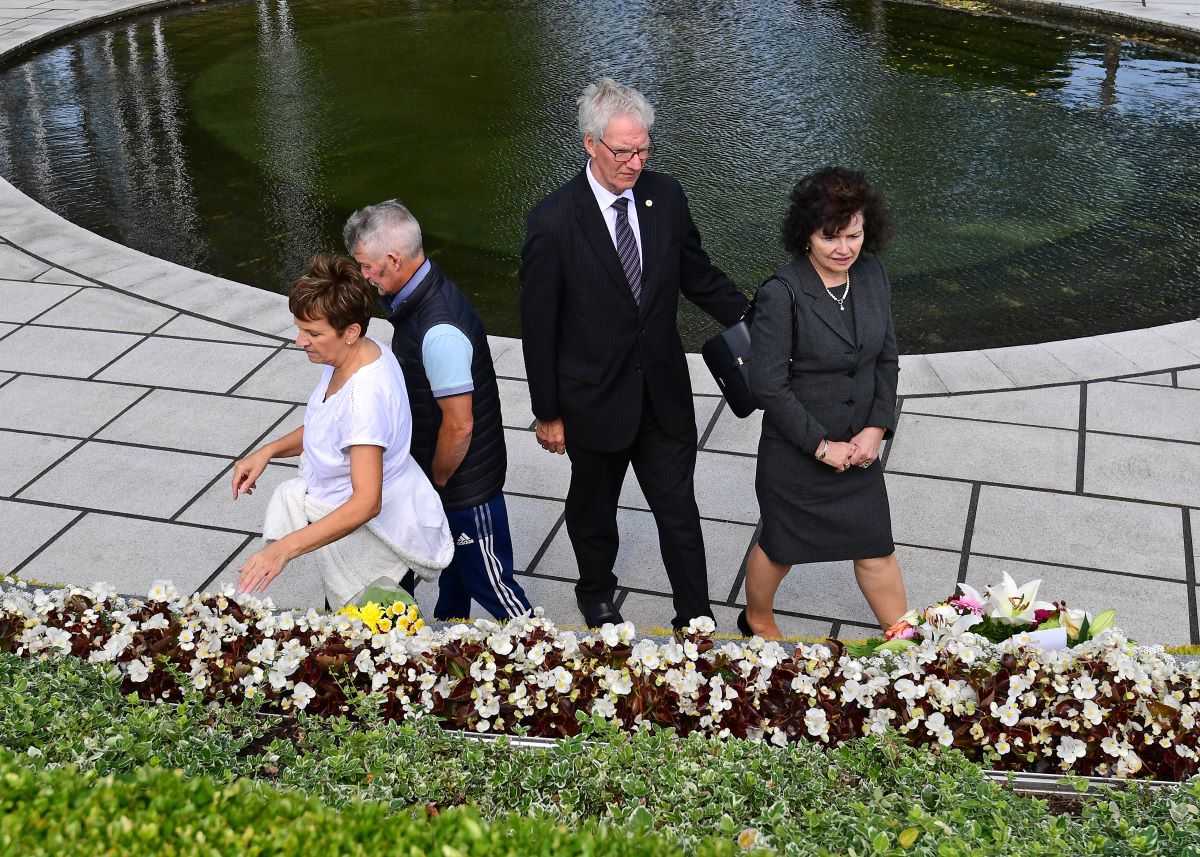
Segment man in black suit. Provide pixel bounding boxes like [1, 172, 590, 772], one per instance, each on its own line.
[519, 77, 748, 629]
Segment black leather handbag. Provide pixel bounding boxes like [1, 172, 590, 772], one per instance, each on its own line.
[701, 276, 797, 419]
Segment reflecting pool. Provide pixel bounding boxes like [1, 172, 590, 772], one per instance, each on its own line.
[1, 0, 1198, 352]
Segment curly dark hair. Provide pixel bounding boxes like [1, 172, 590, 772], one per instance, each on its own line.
[289, 254, 375, 336]
[780, 167, 893, 258]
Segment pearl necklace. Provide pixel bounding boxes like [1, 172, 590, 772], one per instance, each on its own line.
[826, 269, 850, 312]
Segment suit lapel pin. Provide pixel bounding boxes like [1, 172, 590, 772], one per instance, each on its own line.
[645, 199, 653, 207]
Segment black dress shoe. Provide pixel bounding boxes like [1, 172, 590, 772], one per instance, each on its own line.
[736, 609, 755, 637]
[578, 598, 623, 627]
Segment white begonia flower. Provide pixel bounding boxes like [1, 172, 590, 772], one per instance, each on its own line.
[474, 694, 500, 719]
[140, 613, 170, 632]
[469, 658, 497, 683]
[685, 615, 716, 636]
[44, 626, 72, 655]
[791, 674, 817, 697]
[592, 697, 617, 719]
[89, 632, 134, 663]
[1056, 736, 1087, 766]
[354, 649, 376, 675]
[248, 638, 278, 665]
[126, 658, 151, 683]
[991, 700, 1021, 727]
[487, 632, 515, 657]
[804, 707, 830, 740]
[551, 666, 573, 694]
[276, 611, 296, 632]
[993, 734, 1011, 755]
[893, 678, 925, 702]
[1081, 700, 1104, 727]
[292, 682, 316, 710]
[88, 582, 117, 602]
[147, 580, 178, 602]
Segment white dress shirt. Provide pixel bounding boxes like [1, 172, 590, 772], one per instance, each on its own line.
[585, 159, 643, 268]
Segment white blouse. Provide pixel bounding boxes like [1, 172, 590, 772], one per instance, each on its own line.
[299, 339, 449, 564]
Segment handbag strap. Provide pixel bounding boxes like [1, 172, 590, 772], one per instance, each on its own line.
[745, 275, 798, 380]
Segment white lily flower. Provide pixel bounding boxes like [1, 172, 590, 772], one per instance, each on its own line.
[984, 572, 1052, 625]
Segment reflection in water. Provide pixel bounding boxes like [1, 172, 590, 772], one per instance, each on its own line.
[254, 0, 331, 284]
[0, 0, 1198, 351]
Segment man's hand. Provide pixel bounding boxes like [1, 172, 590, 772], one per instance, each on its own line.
[536, 418, 566, 454]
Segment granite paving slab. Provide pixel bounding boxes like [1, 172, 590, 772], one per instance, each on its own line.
[174, 461, 297, 533]
[230, 347, 320, 403]
[1084, 433, 1200, 508]
[504, 493, 563, 572]
[1087, 381, 1200, 443]
[0, 244, 50, 279]
[0, 278, 78, 322]
[0, 325, 141, 377]
[0, 430, 79, 495]
[895, 354, 950, 395]
[503, 428, 571, 499]
[0, 375, 148, 436]
[96, 389, 294, 457]
[18, 513, 248, 595]
[34, 287, 177, 333]
[970, 485, 1187, 579]
[1116, 372, 1174, 387]
[965, 555, 1194, 646]
[886, 473, 974, 551]
[979, 343, 1080, 387]
[702, 404, 762, 455]
[155, 314, 283, 346]
[18, 440, 231, 518]
[497, 377, 534, 429]
[488, 336, 527, 379]
[924, 350, 1015, 393]
[902, 385, 1080, 430]
[534, 508, 754, 604]
[96, 336, 278, 393]
[886, 413, 1078, 491]
[1179, 368, 1200, 389]
[0, 498, 78, 573]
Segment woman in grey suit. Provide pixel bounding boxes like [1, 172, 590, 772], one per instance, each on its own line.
[740, 167, 908, 640]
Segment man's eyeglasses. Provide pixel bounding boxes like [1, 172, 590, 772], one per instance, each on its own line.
[598, 138, 653, 164]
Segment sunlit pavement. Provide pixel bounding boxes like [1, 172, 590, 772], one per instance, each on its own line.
[1, 0, 1198, 643]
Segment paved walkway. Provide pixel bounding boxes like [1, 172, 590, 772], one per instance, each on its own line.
[0, 0, 1198, 644]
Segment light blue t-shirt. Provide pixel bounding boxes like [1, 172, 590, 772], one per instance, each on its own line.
[422, 324, 474, 398]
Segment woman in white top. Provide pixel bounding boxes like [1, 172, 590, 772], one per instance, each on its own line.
[233, 255, 452, 605]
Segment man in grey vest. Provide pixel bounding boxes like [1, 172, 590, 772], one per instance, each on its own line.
[345, 201, 531, 620]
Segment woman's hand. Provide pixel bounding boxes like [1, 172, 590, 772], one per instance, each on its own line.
[848, 427, 886, 469]
[237, 541, 293, 594]
[818, 440, 859, 472]
[232, 449, 272, 499]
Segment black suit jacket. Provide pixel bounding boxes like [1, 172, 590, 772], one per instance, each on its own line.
[519, 168, 748, 452]
[749, 255, 899, 456]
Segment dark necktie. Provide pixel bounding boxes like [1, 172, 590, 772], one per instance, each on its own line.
[611, 197, 642, 305]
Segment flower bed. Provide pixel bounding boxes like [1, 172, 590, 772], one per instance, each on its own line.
[5, 654, 1200, 856]
[3, 577, 1199, 781]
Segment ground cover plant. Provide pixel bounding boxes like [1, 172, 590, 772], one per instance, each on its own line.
[4, 578, 1199, 781]
[3, 654, 1200, 856]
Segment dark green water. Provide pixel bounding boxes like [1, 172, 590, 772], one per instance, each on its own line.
[1, 0, 1198, 352]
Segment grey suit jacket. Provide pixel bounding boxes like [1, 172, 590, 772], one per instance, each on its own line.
[749, 254, 899, 455]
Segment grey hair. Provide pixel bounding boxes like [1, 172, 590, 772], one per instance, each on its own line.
[342, 200, 423, 259]
[576, 77, 655, 141]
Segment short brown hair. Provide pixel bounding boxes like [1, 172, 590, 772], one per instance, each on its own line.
[781, 166, 894, 258]
[288, 254, 375, 336]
